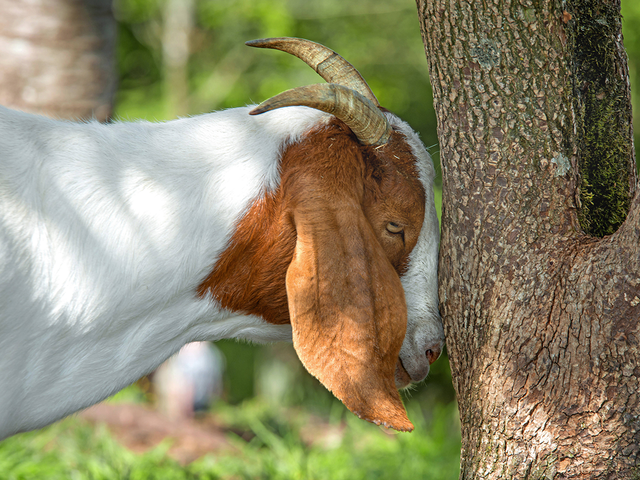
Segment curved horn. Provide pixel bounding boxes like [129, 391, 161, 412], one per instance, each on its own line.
[249, 83, 391, 146]
[246, 37, 380, 106]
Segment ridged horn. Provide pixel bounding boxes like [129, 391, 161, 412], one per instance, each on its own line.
[249, 83, 391, 146]
[246, 37, 380, 106]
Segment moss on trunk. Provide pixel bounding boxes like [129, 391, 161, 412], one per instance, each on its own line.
[568, 0, 636, 236]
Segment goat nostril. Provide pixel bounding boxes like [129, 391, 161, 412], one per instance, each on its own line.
[426, 346, 442, 365]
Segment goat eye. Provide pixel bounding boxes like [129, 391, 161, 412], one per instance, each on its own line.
[386, 222, 404, 234]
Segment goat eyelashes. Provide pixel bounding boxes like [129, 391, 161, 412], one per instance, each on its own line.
[0, 37, 443, 438]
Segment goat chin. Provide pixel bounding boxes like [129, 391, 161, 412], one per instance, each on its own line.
[0, 96, 441, 438]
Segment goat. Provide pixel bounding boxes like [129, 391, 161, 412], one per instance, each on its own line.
[0, 37, 443, 438]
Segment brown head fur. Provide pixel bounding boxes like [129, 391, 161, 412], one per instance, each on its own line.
[197, 118, 425, 431]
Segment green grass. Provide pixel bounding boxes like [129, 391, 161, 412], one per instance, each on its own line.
[0, 396, 460, 480]
[0, 418, 186, 480]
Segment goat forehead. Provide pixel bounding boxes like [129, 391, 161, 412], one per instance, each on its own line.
[382, 112, 439, 303]
[384, 113, 436, 185]
[364, 126, 426, 206]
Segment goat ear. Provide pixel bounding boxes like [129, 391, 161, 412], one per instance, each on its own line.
[285, 201, 414, 432]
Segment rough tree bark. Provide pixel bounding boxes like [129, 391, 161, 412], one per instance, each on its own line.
[417, 0, 639, 478]
[0, 0, 116, 121]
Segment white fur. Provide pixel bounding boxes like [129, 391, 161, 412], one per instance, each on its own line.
[0, 104, 442, 439]
[0, 105, 324, 438]
[387, 113, 445, 382]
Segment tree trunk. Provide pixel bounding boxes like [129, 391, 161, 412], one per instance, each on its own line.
[0, 0, 116, 121]
[162, 0, 194, 117]
[417, 0, 640, 478]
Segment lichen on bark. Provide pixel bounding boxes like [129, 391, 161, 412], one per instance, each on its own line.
[567, 0, 636, 236]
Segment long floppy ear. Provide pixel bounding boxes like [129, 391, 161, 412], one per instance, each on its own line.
[286, 198, 414, 432]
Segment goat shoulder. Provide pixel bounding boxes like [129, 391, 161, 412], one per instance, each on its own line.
[0, 104, 328, 438]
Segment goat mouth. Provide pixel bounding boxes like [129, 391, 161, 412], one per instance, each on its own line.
[394, 358, 412, 389]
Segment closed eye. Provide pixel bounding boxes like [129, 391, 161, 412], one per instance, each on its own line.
[386, 222, 404, 234]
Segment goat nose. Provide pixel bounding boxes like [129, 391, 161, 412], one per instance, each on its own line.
[426, 345, 442, 365]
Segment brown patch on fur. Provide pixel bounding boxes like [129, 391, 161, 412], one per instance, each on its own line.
[196, 187, 295, 325]
[197, 117, 425, 431]
[197, 119, 425, 322]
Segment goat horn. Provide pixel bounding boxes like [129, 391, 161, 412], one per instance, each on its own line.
[246, 37, 380, 106]
[250, 83, 391, 146]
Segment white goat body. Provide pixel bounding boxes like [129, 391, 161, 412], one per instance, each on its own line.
[0, 95, 442, 438]
[0, 105, 313, 437]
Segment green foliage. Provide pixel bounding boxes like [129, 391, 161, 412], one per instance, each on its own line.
[112, 0, 441, 182]
[0, 419, 192, 480]
[622, 0, 640, 171]
[215, 340, 257, 403]
[0, 399, 460, 480]
[207, 400, 461, 480]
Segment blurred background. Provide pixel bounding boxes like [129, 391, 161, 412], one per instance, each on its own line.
[0, 0, 638, 478]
